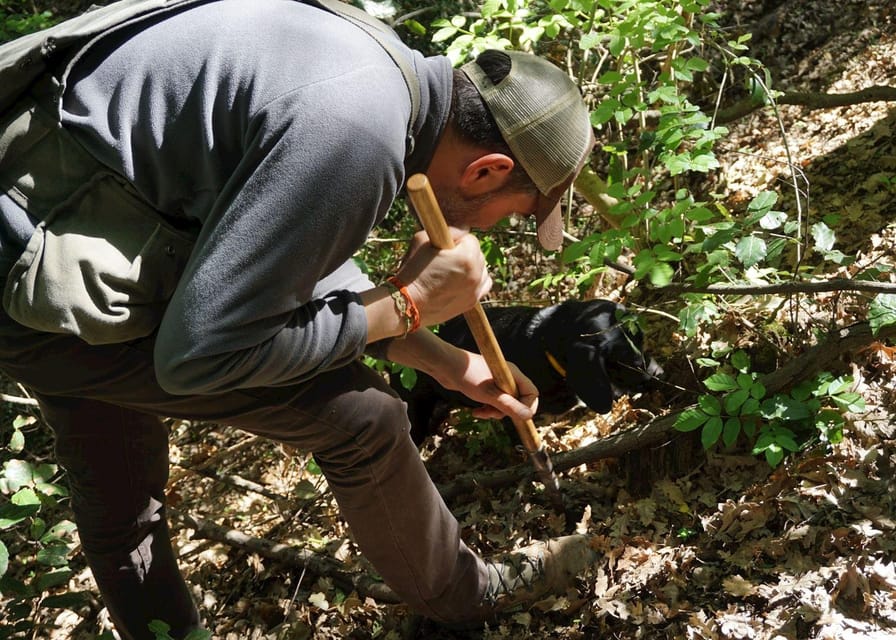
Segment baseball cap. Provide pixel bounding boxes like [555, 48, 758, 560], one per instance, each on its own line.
[462, 51, 595, 251]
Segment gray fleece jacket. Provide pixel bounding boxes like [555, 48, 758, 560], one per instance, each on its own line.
[20, 0, 451, 394]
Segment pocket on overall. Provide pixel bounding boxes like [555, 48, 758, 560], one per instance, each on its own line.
[2, 172, 196, 344]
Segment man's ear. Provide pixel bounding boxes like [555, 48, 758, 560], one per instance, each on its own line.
[459, 153, 515, 196]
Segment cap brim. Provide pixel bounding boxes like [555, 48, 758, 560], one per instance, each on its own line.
[535, 195, 564, 251]
[532, 132, 595, 251]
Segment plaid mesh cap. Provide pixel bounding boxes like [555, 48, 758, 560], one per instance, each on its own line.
[462, 51, 594, 251]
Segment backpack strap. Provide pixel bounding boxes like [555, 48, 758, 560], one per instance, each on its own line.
[0, 0, 209, 115]
[305, 0, 421, 150]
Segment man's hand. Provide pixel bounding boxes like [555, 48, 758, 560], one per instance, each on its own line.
[440, 350, 539, 423]
[395, 229, 491, 328]
[387, 330, 538, 423]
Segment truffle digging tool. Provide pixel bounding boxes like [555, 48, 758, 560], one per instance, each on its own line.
[406, 173, 564, 512]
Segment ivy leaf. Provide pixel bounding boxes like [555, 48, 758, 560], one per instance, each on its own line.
[869, 293, 896, 335]
[734, 235, 767, 267]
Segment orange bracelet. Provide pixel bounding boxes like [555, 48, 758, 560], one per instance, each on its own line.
[386, 276, 421, 337]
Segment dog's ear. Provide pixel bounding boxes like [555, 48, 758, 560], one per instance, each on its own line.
[566, 341, 615, 414]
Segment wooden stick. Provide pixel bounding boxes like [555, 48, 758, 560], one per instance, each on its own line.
[405, 173, 563, 510]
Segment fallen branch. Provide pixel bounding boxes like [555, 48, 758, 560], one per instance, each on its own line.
[715, 85, 896, 123]
[170, 508, 401, 604]
[437, 321, 896, 501]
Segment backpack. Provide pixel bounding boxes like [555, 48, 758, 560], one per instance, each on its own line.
[0, 0, 420, 134]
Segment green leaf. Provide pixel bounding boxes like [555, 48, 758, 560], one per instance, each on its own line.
[734, 235, 767, 267]
[750, 382, 766, 400]
[811, 221, 836, 253]
[685, 56, 709, 72]
[608, 32, 625, 56]
[746, 190, 778, 214]
[736, 373, 754, 390]
[35, 569, 73, 591]
[404, 19, 426, 36]
[675, 407, 710, 432]
[722, 417, 741, 447]
[869, 294, 896, 335]
[730, 350, 751, 372]
[764, 447, 784, 467]
[831, 392, 866, 413]
[648, 261, 675, 286]
[0, 540, 7, 577]
[740, 397, 760, 416]
[698, 394, 722, 416]
[399, 366, 417, 390]
[724, 389, 750, 415]
[148, 619, 173, 639]
[759, 210, 787, 230]
[41, 591, 89, 609]
[703, 373, 737, 392]
[9, 429, 25, 453]
[701, 416, 724, 448]
[12, 487, 40, 506]
[40, 520, 77, 544]
[0, 502, 40, 529]
[36, 543, 70, 567]
[580, 31, 602, 50]
[3, 459, 33, 492]
[431, 26, 458, 43]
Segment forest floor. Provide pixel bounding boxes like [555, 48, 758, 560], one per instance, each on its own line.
[6, 1, 896, 639]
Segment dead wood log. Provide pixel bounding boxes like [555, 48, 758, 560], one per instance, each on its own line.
[437, 321, 896, 501]
[170, 508, 401, 603]
[715, 85, 896, 123]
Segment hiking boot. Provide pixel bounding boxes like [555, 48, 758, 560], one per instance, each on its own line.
[481, 534, 596, 612]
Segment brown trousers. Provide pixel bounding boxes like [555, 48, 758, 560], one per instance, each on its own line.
[0, 309, 488, 639]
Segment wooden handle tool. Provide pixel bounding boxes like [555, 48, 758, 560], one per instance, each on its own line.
[405, 173, 563, 510]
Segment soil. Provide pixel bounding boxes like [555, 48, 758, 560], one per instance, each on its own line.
[3, 1, 896, 639]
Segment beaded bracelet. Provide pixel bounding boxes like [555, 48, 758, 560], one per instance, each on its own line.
[385, 276, 421, 338]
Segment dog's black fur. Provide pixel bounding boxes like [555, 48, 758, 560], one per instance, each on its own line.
[393, 299, 663, 446]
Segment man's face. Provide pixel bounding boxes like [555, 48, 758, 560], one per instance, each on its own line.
[437, 187, 539, 234]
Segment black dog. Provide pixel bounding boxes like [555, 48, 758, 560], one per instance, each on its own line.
[393, 299, 663, 445]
